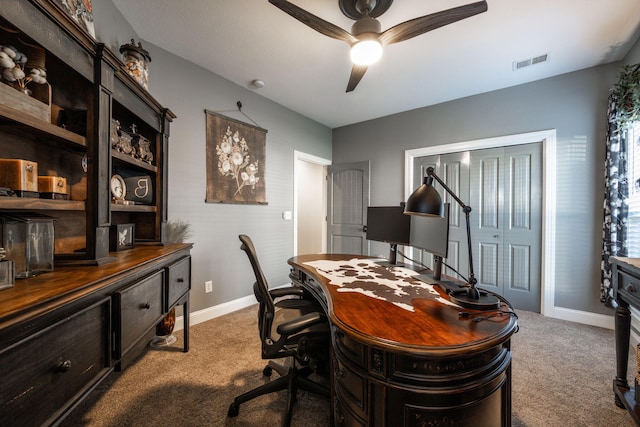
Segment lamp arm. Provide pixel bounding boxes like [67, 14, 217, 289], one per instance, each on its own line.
[463, 208, 477, 286]
[426, 167, 477, 287]
[426, 167, 470, 212]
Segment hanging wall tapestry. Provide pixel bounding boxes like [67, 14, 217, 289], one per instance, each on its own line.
[205, 110, 267, 204]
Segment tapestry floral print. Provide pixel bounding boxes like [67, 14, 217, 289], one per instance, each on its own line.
[216, 126, 260, 198]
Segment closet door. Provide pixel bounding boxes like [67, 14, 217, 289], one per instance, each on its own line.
[413, 152, 469, 278]
[470, 144, 542, 312]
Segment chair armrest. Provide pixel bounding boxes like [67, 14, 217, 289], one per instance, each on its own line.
[276, 311, 326, 336]
[270, 286, 305, 299]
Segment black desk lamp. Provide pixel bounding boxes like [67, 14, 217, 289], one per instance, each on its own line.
[405, 167, 500, 310]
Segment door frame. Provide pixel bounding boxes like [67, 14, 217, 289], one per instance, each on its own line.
[293, 151, 332, 255]
[404, 129, 556, 316]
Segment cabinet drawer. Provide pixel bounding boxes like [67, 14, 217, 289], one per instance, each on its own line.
[334, 390, 367, 427]
[617, 269, 640, 307]
[334, 357, 367, 416]
[0, 299, 110, 426]
[117, 271, 164, 357]
[166, 256, 190, 309]
[333, 328, 367, 369]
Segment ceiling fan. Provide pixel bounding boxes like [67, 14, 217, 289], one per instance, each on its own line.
[269, 0, 488, 92]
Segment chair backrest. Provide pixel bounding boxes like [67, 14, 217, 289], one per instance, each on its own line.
[238, 235, 275, 340]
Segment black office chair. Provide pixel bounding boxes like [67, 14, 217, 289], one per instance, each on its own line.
[228, 235, 330, 426]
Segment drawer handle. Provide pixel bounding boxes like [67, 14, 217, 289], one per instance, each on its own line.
[58, 360, 72, 372]
[140, 302, 151, 309]
[626, 285, 637, 293]
[177, 278, 184, 283]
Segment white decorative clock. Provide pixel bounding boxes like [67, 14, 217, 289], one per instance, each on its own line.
[110, 174, 126, 203]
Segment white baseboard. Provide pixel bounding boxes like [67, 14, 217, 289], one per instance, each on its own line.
[173, 294, 257, 332]
[548, 306, 614, 330]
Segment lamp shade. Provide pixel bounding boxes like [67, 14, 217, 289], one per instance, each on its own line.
[404, 176, 444, 217]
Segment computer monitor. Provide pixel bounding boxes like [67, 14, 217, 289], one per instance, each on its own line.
[366, 205, 411, 264]
[410, 203, 450, 279]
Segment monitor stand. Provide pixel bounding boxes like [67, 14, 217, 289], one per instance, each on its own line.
[432, 256, 443, 280]
[415, 256, 466, 294]
[388, 243, 398, 265]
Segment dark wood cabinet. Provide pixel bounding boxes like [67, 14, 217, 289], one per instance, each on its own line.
[0, 2, 191, 425]
[0, 0, 174, 264]
[0, 244, 192, 425]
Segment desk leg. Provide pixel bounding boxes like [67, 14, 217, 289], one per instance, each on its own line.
[183, 298, 190, 353]
[614, 301, 631, 408]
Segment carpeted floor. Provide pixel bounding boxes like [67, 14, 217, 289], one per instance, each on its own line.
[62, 307, 635, 426]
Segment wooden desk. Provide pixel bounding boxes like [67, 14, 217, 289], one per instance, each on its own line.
[289, 254, 518, 427]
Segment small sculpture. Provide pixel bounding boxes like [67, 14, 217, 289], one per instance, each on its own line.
[130, 124, 153, 164]
[110, 119, 134, 155]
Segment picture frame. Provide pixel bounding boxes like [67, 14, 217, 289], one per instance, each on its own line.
[205, 111, 267, 204]
[109, 223, 135, 251]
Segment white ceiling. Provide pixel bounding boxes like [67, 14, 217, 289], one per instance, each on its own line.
[111, 0, 640, 129]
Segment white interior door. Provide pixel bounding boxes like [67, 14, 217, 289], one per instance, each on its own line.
[327, 161, 370, 255]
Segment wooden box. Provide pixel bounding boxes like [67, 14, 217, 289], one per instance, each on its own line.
[0, 82, 51, 123]
[38, 176, 68, 200]
[0, 159, 38, 197]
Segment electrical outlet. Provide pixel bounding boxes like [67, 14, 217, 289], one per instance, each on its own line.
[205, 280, 213, 293]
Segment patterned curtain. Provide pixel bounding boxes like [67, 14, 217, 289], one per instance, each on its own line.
[601, 63, 639, 305]
[601, 97, 628, 306]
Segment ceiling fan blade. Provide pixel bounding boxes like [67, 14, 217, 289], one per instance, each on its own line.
[269, 0, 357, 44]
[379, 1, 488, 45]
[346, 64, 368, 92]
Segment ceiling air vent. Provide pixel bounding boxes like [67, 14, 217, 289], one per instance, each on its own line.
[513, 53, 549, 71]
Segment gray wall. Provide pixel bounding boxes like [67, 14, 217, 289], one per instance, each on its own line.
[93, 1, 332, 312]
[333, 44, 640, 315]
[94, 0, 640, 318]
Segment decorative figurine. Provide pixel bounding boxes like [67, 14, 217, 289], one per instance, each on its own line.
[110, 119, 135, 155]
[130, 123, 154, 164]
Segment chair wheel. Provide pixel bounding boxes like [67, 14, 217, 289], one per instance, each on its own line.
[228, 402, 239, 417]
[263, 365, 273, 376]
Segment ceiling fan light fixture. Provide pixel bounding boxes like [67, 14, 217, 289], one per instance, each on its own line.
[350, 38, 382, 65]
